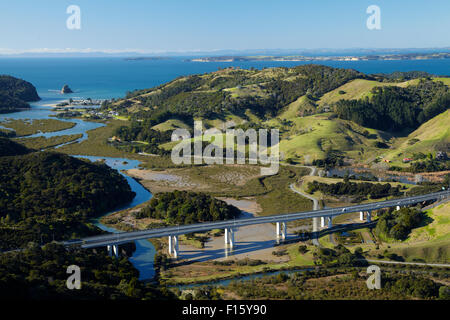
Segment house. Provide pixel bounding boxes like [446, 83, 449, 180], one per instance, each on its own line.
[403, 158, 413, 163]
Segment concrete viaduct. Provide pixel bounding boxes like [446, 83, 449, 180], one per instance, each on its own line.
[64, 191, 449, 259]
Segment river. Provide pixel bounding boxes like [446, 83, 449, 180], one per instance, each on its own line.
[74, 156, 155, 280]
[0, 101, 157, 280]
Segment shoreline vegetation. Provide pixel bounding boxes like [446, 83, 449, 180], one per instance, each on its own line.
[122, 165, 312, 215]
[14, 134, 83, 150]
[0, 118, 76, 137]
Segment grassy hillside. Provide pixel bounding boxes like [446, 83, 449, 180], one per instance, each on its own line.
[379, 202, 450, 263]
[409, 202, 450, 242]
[102, 64, 366, 120]
[384, 110, 450, 165]
[159, 111, 391, 164]
[151, 119, 191, 132]
[433, 77, 450, 86]
[268, 113, 389, 162]
[317, 79, 417, 108]
[279, 95, 317, 119]
[103, 65, 449, 165]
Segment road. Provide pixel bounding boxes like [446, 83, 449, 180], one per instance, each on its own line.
[365, 259, 450, 268]
[68, 189, 450, 250]
[289, 183, 318, 210]
[289, 165, 320, 246]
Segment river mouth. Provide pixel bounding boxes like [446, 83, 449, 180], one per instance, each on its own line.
[0, 101, 105, 145]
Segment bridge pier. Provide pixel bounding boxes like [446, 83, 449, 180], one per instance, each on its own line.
[276, 222, 287, 240]
[225, 228, 235, 248]
[168, 235, 179, 258]
[320, 216, 325, 228]
[320, 216, 332, 228]
[360, 211, 372, 222]
[168, 235, 172, 255]
[173, 236, 179, 258]
[107, 245, 119, 258]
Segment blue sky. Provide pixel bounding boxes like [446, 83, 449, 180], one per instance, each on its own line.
[1, 0, 449, 54]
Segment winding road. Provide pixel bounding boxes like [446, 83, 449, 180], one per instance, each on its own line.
[288, 165, 321, 246]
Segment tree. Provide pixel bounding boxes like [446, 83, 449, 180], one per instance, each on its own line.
[354, 247, 363, 256]
[298, 245, 308, 254]
[389, 224, 409, 240]
[439, 286, 450, 300]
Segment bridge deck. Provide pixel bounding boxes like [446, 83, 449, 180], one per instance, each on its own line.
[65, 191, 449, 249]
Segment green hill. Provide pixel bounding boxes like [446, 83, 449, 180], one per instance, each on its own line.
[151, 118, 191, 131]
[0, 137, 32, 157]
[0, 75, 40, 113]
[279, 95, 317, 119]
[384, 110, 450, 165]
[102, 64, 366, 120]
[0, 152, 136, 250]
[269, 113, 390, 162]
[372, 202, 450, 263]
[104, 65, 449, 165]
[334, 79, 449, 132]
[317, 78, 418, 108]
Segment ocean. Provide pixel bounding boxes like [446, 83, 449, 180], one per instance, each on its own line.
[1, 57, 450, 101]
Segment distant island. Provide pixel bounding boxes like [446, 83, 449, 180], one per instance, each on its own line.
[61, 84, 73, 94]
[124, 56, 172, 61]
[185, 52, 450, 62]
[0, 75, 40, 113]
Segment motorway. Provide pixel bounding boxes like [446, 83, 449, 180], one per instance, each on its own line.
[65, 190, 450, 249]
